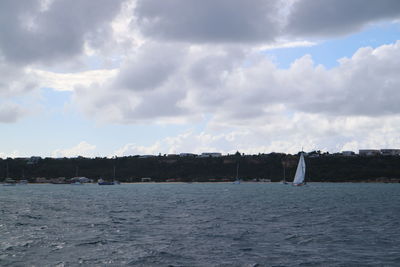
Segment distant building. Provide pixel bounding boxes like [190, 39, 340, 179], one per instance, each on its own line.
[71, 177, 91, 183]
[35, 177, 49, 183]
[342, 151, 355, 156]
[179, 153, 197, 157]
[359, 149, 380, 156]
[141, 177, 152, 182]
[380, 149, 400, 156]
[139, 155, 156, 159]
[27, 156, 41, 165]
[200, 152, 222, 158]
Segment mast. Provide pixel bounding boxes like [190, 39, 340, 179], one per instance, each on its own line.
[283, 166, 286, 182]
[236, 162, 239, 181]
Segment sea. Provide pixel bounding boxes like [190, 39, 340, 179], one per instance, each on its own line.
[1, 183, 400, 266]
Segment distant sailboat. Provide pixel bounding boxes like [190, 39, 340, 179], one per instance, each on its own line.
[292, 153, 306, 186]
[3, 163, 16, 186]
[233, 162, 241, 184]
[98, 164, 120, 185]
[282, 161, 288, 184]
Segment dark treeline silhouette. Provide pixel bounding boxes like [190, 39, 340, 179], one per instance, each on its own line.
[1, 152, 400, 183]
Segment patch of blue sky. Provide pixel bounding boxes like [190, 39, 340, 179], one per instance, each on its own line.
[265, 22, 400, 69]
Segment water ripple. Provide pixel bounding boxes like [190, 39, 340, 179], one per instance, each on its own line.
[0, 183, 400, 266]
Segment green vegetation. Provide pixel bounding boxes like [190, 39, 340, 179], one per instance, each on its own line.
[1, 152, 400, 183]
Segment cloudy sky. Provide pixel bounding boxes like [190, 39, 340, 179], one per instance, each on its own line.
[1, 0, 400, 158]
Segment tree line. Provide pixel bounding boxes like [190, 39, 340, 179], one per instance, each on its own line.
[1, 152, 400, 183]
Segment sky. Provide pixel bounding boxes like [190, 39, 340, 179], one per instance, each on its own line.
[1, 0, 400, 158]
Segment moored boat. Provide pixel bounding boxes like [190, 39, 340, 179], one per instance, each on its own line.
[3, 178, 17, 186]
[98, 178, 119, 185]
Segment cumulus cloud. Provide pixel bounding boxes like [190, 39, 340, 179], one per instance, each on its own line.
[52, 141, 97, 158]
[71, 41, 400, 126]
[111, 113, 400, 155]
[0, 150, 20, 159]
[70, 42, 253, 124]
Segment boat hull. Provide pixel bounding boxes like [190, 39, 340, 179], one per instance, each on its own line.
[98, 181, 119, 185]
[3, 183, 16, 186]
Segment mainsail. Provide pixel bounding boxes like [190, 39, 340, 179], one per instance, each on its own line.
[293, 153, 306, 185]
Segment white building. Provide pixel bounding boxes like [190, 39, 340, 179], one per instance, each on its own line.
[200, 152, 222, 158]
[380, 149, 400, 156]
[179, 153, 197, 157]
[139, 155, 156, 159]
[342, 151, 355, 156]
[71, 177, 91, 183]
[359, 149, 380, 156]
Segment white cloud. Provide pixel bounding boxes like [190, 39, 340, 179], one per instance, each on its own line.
[113, 142, 162, 156]
[257, 40, 317, 51]
[111, 112, 400, 156]
[34, 69, 117, 91]
[0, 150, 20, 159]
[70, 41, 400, 125]
[52, 141, 97, 158]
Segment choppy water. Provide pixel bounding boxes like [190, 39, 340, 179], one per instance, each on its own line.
[1, 183, 400, 266]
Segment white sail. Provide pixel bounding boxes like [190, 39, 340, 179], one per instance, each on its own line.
[293, 153, 306, 185]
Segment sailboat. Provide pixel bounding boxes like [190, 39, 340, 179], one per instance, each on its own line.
[292, 152, 306, 186]
[282, 161, 288, 184]
[98, 164, 120, 185]
[232, 162, 241, 184]
[3, 163, 16, 186]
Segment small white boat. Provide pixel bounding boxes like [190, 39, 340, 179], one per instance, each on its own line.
[292, 153, 306, 186]
[3, 178, 17, 186]
[17, 180, 28, 185]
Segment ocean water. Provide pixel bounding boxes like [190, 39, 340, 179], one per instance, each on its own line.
[1, 183, 400, 266]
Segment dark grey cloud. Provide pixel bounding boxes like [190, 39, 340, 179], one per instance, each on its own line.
[0, 0, 125, 65]
[0, 103, 27, 123]
[286, 0, 400, 37]
[189, 48, 244, 88]
[0, 60, 38, 96]
[134, 0, 280, 43]
[134, 0, 400, 43]
[114, 43, 185, 91]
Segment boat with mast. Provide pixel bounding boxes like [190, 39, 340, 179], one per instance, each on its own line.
[233, 162, 241, 184]
[281, 158, 288, 184]
[98, 164, 120, 185]
[3, 163, 16, 186]
[292, 152, 306, 186]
